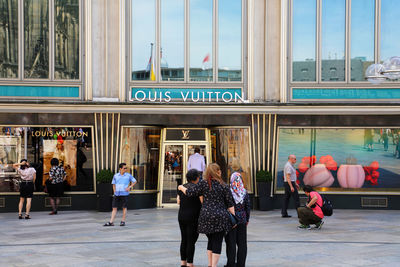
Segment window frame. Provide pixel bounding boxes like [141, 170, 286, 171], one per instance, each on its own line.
[288, 0, 400, 89]
[0, 0, 84, 90]
[127, 0, 247, 90]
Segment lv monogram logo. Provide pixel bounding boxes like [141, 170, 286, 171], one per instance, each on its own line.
[181, 130, 190, 140]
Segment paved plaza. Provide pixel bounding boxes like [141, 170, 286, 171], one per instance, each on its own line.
[1, 208, 400, 266]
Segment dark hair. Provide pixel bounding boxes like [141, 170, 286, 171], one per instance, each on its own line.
[119, 163, 126, 169]
[186, 169, 200, 182]
[50, 158, 59, 166]
[20, 159, 28, 163]
[303, 185, 313, 193]
[194, 147, 200, 153]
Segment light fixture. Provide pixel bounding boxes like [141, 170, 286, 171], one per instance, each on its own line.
[365, 56, 400, 84]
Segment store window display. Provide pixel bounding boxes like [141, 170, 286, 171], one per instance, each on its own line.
[0, 126, 94, 193]
[211, 128, 252, 193]
[276, 128, 400, 192]
[120, 127, 161, 191]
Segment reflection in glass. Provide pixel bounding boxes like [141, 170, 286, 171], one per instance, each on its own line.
[163, 145, 183, 203]
[0, 126, 94, 193]
[381, 0, 400, 64]
[24, 0, 49, 79]
[190, 0, 213, 82]
[161, 0, 184, 81]
[54, 0, 79, 80]
[321, 0, 345, 81]
[351, 0, 374, 82]
[120, 127, 160, 190]
[277, 128, 400, 192]
[0, 0, 18, 78]
[211, 128, 252, 192]
[218, 0, 242, 81]
[131, 0, 155, 81]
[292, 0, 316, 82]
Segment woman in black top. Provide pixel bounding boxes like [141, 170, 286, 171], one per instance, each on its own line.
[47, 158, 66, 215]
[177, 169, 202, 267]
[178, 163, 235, 267]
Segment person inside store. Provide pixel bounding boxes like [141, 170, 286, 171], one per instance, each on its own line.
[187, 147, 206, 178]
[177, 169, 203, 267]
[104, 163, 137, 227]
[297, 185, 324, 230]
[47, 158, 66, 215]
[281, 154, 300, 218]
[13, 159, 36, 219]
[224, 158, 250, 267]
[178, 163, 235, 267]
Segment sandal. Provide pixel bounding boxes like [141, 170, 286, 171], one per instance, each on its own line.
[25, 214, 31, 220]
[120, 221, 125, 226]
[103, 222, 114, 226]
[18, 214, 23, 220]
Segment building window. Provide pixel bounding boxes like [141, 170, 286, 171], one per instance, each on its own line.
[129, 0, 245, 84]
[120, 127, 161, 191]
[211, 128, 252, 193]
[290, 0, 400, 84]
[0, 126, 95, 193]
[277, 127, 400, 193]
[0, 0, 81, 81]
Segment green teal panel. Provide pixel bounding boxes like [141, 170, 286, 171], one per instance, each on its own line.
[292, 88, 400, 100]
[0, 86, 80, 98]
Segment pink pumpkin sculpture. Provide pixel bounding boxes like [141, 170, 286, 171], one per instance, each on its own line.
[337, 165, 365, 188]
[303, 164, 334, 187]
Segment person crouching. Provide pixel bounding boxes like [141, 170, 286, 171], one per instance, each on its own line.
[297, 185, 324, 230]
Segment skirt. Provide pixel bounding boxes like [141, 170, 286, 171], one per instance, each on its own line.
[48, 182, 64, 197]
[20, 182, 34, 198]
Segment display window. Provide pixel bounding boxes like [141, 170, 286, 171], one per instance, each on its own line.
[120, 127, 161, 191]
[211, 128, 252, 193]
[0, 126, 95, 193]
[276, 127, 400, 193]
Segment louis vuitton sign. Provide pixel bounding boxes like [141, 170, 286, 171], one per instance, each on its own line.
[130, 88, 244, 103]
[165, 129, 206, 141]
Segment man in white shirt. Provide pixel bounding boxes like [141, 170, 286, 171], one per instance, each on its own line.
[281, 154, 300, 218]
[187, 148, 205, 178]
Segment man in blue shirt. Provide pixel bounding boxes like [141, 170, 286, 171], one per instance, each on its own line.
[104, 163, 137, 226]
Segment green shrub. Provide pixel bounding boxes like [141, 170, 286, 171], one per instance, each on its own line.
[256, 170, 272, 183]
[96, 169, 114, 184]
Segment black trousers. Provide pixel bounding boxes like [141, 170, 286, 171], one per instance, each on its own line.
[225, 223, 248, 267]
[281, 182, 300, 216]
[179, 220, 199, 263]
[206, 231, 224, 254]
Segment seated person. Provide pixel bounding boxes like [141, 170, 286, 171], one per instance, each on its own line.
[297, 185, 324, 230]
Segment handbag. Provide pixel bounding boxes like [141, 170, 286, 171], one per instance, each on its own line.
[229, 213, 239, 228]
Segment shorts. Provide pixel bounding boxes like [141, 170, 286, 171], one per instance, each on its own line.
[112, 195, 129, 208]
[48, 183, 64, 198]
[20, 181, 34, 198]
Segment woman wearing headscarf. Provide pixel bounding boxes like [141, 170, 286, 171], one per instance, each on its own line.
[178, 163, 235, 267]
[224, 158, 250, 267]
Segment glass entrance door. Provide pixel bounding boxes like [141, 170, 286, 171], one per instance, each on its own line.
[160, 142, 209, 205]
[162, 145, 184, 204]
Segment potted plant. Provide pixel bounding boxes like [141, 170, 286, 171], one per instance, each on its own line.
[96, 169, 114, 212]
[256, 170, 273, 211]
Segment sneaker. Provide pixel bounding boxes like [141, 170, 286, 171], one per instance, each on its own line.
[297, 224, 311, 230]
[315, 221, 324, 229]
[120, 221, 125, 226]
[103, 222, 114, 226]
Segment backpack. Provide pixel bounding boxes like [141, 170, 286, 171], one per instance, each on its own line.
[309, 194, 333, 216]
[316, 195, 333, 216]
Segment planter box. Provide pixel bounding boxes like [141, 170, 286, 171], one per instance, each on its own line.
[257, 181, 273, 211]
[97, 183, 113, 212]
